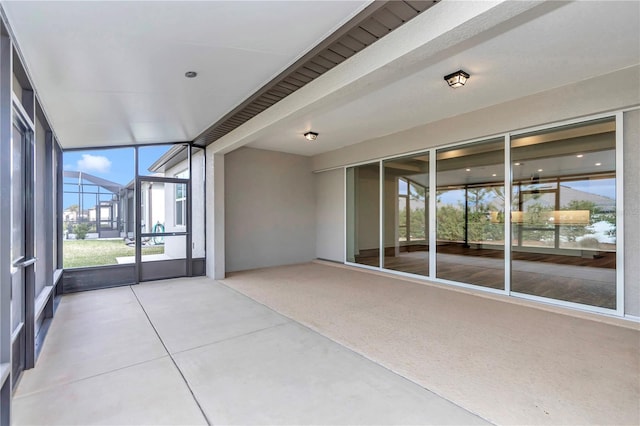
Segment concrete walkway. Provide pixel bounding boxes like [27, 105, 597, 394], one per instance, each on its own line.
[14, 277, 486, 425]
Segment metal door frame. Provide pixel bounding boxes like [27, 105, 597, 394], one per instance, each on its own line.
[10, 94, 36, 384]
[134, 145, 193, 282]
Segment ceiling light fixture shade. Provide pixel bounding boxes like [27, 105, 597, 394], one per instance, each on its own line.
[304, 131, 318, 141]
[185, 71, 198, 78]
[444, 70, 470, 88]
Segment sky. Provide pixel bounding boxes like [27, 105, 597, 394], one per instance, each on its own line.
[63, 145, 170, 209]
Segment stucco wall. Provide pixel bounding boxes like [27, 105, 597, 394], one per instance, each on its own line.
[623, 109, 640, 317]
[315, 168, 344, 262]
[225, 147, 316, 272]
[191, 149, 206, 258]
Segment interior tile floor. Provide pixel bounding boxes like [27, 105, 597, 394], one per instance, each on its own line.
[14, 276, 486, 425]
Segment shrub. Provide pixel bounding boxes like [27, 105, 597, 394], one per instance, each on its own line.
[73, 223, 91, 240]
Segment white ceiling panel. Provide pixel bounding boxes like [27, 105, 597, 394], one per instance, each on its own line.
[2, 0, 371, 148]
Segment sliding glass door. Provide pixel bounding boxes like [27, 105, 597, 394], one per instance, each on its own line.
[345, 115, 620, 313]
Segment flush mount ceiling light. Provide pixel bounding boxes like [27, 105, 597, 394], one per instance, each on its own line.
[185, 71, 198, 78]
[444, 70, 470, 88]
[304, 131, 318, 141]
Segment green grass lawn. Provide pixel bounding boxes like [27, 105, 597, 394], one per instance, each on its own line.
[63, 239, 165, 268]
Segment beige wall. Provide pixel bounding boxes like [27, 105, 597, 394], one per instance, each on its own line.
[225, 147, 316, 272]
[315, 168, 344, 262]
[623, 110, 640, 317]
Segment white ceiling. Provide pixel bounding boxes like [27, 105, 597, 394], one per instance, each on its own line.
[3, 1, 639, 156]
[1, 0, 370, 148]
[246, 1, 640, 156]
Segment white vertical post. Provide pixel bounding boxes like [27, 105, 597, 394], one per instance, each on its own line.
[343, 167, 347, 264]
[205, 151, 225, 280]
[429, 148, 436, 279]
[379, 161, 384, 269]
[504, 134, 511, 294]
[615, 112, 624, 316]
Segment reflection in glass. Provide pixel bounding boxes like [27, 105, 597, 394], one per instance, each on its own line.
[346, 163, 380, 267]
[436, 138, 505, 289]
[511, 118, 616, 309]
[383, 154, 429, 276]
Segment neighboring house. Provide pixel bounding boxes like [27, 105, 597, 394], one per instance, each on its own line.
[147, 145, 205, 259]
[62, 208, 79, 223]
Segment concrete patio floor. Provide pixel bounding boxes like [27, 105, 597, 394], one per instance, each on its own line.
[14, 276, 486, 425]
[222, 262, 640, 425]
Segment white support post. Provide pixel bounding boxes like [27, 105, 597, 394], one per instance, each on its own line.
[206, 151, 225, 280]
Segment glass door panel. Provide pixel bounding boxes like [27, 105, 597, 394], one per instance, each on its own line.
[346, 163, 380, 267]
[511, 118, 617, 309]
[436, 138, 505, 290]
[383, 154, 429, 276]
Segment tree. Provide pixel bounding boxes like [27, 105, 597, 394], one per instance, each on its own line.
[467, 188, 490, 213]
[409, 207, 426, 239]
[564, 200, 599, 215]
[517, 201, 554, 244]
[437, 204, 465, 241]
[561, 200, 598, 242]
